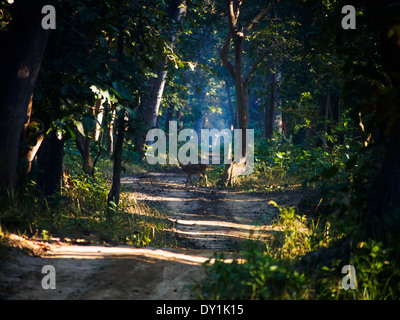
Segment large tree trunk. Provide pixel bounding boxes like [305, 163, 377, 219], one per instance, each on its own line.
[107, 0, 127, 208]
[219, 1, 276, 185]
[136, 0, 187, 159]
[362, 13, 400, 246]
[364, 130, 400, 243]
[0, 0, 51, 196]
[137, 61, 168, 157]
[233, 33, 248, 151]
[220, 0, 274, 156]
[36, 132, 64, 196]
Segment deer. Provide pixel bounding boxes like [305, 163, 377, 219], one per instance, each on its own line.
[220, 158, 248, 187]
[179, 162, 209, 189]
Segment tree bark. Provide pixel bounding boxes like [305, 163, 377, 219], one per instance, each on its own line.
[265, 65, 282, 140]
[17, 95, 45, 179]
[103, 107, 115, 157]
[273, 68, 282, 137]
[107, 0, 127, 208]
[36, 132, 64, 196]
[164, 103, 174, 134]
[362, 14, 400, 246]
[267, 72, 276, 139]
[220, 0, 275, 155]
[136, 0, 187, 159]
[0, 0, 51, 195]
[225, 80, 237, 131]
[75, 130, 94, 174]
[107, 112, 126, 208]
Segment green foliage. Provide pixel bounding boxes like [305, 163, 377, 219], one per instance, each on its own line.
[0, 148, 170, 248]
[194, 243, 311, 300]
[193, 202, 314, 300]
[267, 201, 312, 260]
[250, 133, 362, 191]
[313, 241, 400, 300]
[33, 0, 170, 141]
[194, 201, 400, 300]
[349, 242, 400, 300]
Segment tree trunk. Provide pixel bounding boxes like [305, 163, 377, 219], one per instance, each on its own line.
[225, 80, 237, 131]
[0, 0, 51, 195]
[107, 0, 127, 209]
[273, 68, 282, 137]
[164, 103, 174, 134]
[36, 132, 64, 196]
[220, 0, 275, 156]
[219, 1, 276, 185]
[362, 14, 400, 246]
[137, 62, 168, 157]
[24, 134, 45, 175]
[267, 73, 276, 139]
[265, 67, 282, 140]
[107, 113, 126, 207]
[17, 95, 45, 179]
[75, 131, 94, 174]
[103, 108, 115, 157]
[364, 129, 400, 244]
[263, 101, 269, 139]
[233, 35, 249, 153]
[136, 0, 187, 159]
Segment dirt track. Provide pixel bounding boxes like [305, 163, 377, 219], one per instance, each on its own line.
[0, 172, 304, 300]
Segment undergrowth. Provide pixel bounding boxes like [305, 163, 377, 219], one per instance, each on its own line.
[0, 147, 172, 248]
[192, 202, 400, 300]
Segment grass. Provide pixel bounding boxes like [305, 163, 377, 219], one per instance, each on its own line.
[192, 200, 400, 300]
[234, 173, 302, 192]
[0, 153, 173, 248]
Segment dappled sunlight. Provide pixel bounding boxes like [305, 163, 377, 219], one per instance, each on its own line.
[172, 229, 269, 241]
[133, 194, 209, 202]
[172, 219, 272, 230]
[169, 219, 275, 242]
[119, 171, 293, 252]
[43, 245, 237, 265]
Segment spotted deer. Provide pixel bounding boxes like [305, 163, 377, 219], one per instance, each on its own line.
[180, 163, 208, 189]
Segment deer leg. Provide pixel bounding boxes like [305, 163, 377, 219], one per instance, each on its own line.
[185, 175, 190, 189]
[187, 174, 194, 188]
[196, 174, 203, 187]
[197, 173, 208, 187]
[190, 175, 195, 187]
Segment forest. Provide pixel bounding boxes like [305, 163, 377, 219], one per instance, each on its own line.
[0, 0, 400, 301]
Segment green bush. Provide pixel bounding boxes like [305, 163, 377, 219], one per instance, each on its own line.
[193, 202, 400, 300]
[193, 203, 314, 300]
